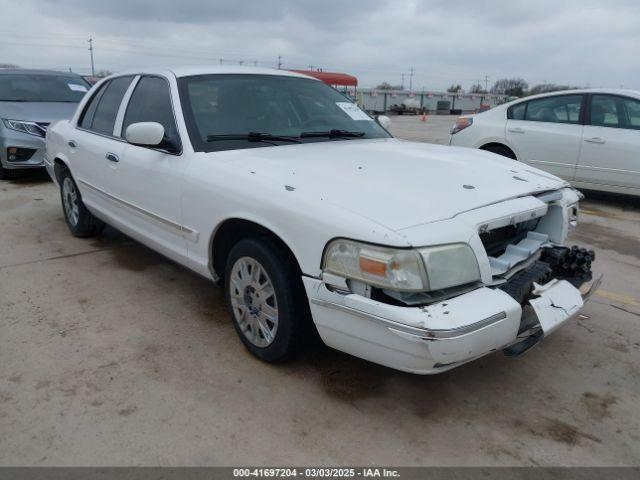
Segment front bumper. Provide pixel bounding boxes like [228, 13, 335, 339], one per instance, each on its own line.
[303, 275, 598, 374]
[0, 132, 46, 170]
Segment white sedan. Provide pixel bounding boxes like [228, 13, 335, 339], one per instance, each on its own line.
[45, 67, 598, 374]
[449, 89, 640, 196]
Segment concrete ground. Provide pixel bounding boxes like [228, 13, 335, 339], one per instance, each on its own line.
[1, 117, 639, 466]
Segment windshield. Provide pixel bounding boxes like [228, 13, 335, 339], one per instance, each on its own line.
[178, 74, 391, 152]
[0, 74, 90, 102]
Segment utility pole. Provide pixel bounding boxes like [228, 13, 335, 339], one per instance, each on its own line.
[88, 36, 95, 76]
[484, 75, 489, 92]
[277, 55, 282, 69]
[409, 67, 415, 92]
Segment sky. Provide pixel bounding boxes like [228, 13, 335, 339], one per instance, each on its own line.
[0, 0, 639, 91]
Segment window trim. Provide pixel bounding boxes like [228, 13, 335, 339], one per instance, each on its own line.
[77, 81, 108, 130]
[507, 101, 527, 121]
[120, 74, 183, 156]
[585, 93, 640, 131]
[75, 75, 135, 141]
[114, 75, 141, 137]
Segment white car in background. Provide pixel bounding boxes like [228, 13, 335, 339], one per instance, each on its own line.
[449, 89, 640, 196]
[45, 67, 598, 374]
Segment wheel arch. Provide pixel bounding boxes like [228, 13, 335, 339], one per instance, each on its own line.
[479, 142, 518, 160]
[209, 217, 303, 283]
[53, 156, 71, 183]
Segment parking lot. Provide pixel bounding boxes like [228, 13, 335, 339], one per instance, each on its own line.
[1, 115, 639, 466]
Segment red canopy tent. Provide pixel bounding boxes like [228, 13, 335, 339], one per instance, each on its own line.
[289, 70, 358, 88]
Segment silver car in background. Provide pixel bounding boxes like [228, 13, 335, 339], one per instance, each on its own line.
[0, 69, 90, 179]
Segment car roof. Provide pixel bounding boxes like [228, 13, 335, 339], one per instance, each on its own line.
[506, 88, 640, 106]
[0, 68, 84, 77]
[107, 65, 319, 81]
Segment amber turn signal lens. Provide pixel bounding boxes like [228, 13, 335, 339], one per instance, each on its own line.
[359, 256, 387, 277]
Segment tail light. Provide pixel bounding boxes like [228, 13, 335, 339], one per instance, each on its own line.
[451, 117, 473, 134]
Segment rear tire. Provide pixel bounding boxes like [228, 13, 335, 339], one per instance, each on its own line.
[224, 237, 312, 363]
[59, 168, 104, 237]
[482, 144, 517, 160]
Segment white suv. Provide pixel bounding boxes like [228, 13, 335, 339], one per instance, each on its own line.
[449, 89, 640, 196]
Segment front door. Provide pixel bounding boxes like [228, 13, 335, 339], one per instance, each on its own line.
[576, 94, 640, 192]
[104, 75, 190, 262]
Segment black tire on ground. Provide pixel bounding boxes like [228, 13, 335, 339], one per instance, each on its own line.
[58, 167, 104, 237]
[482, 144, 517, 160]
[0, 163, 14, 180]
[224, 237, 313, 363]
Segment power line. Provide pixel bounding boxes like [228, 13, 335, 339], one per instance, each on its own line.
[88, 36, 95, 76]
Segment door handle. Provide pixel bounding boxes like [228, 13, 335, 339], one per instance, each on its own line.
[508, 128, 525, 134]
[105, 152, 120, 163]
[68, 140, 78, 148]
[584, 137, 605, 144]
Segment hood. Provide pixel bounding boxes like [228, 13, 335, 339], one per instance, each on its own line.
[0, 101, 79, 123]
[216, 138, 567, 231]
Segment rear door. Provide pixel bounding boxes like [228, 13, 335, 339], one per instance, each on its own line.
[505, 94, 585, 180]
[105, 75, 189, 261]
[576, 94, 640, 192]
[71, 76, 134, 212]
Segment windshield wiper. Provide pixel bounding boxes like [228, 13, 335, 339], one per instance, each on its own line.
[300, 129, 365, 139]
[206, 132, 302, 143]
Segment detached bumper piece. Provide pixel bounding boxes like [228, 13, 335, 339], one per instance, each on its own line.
[502, 244, 598, 357]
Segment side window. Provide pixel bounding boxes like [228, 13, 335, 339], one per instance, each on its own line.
[590, 95, 621, 128]
[78, 83, 107, 129]
[123, 76, 180, 149]
[525, 95, 583, 124]
[508, 102, 526, 120]
[621, 97, 640, 130]
[90, 76, 134, 136]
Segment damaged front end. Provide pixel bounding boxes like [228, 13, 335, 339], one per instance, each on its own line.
[304, 187, 599, 374]
[499, 245, 601, 357]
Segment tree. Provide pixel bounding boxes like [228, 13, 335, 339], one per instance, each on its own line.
[491, 78, 529, 97]
[528, 83, 576, 96]
[470, 83, 487, 94]
[375, 82, 403, 90]
[0, 63, 19, 68]
[447, 84, 462, 93]
[95, 69, 113, 77]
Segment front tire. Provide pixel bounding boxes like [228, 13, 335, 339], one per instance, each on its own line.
[224, 237, 311, 363]
[0, 163, 14, 180]
[59, 168, 104, 237]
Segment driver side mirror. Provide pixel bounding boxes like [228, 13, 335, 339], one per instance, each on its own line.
[125, 122, 165, 147]
[376, 115, 391, 130]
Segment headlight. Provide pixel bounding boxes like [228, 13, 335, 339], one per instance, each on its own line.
[323, 239, 480, 292]
[2, 119, 46, 137]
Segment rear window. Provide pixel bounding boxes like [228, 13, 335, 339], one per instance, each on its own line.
[0, 74, 90, 102]
[89, 76, 134, 136]
[508, 102, 526, 120]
